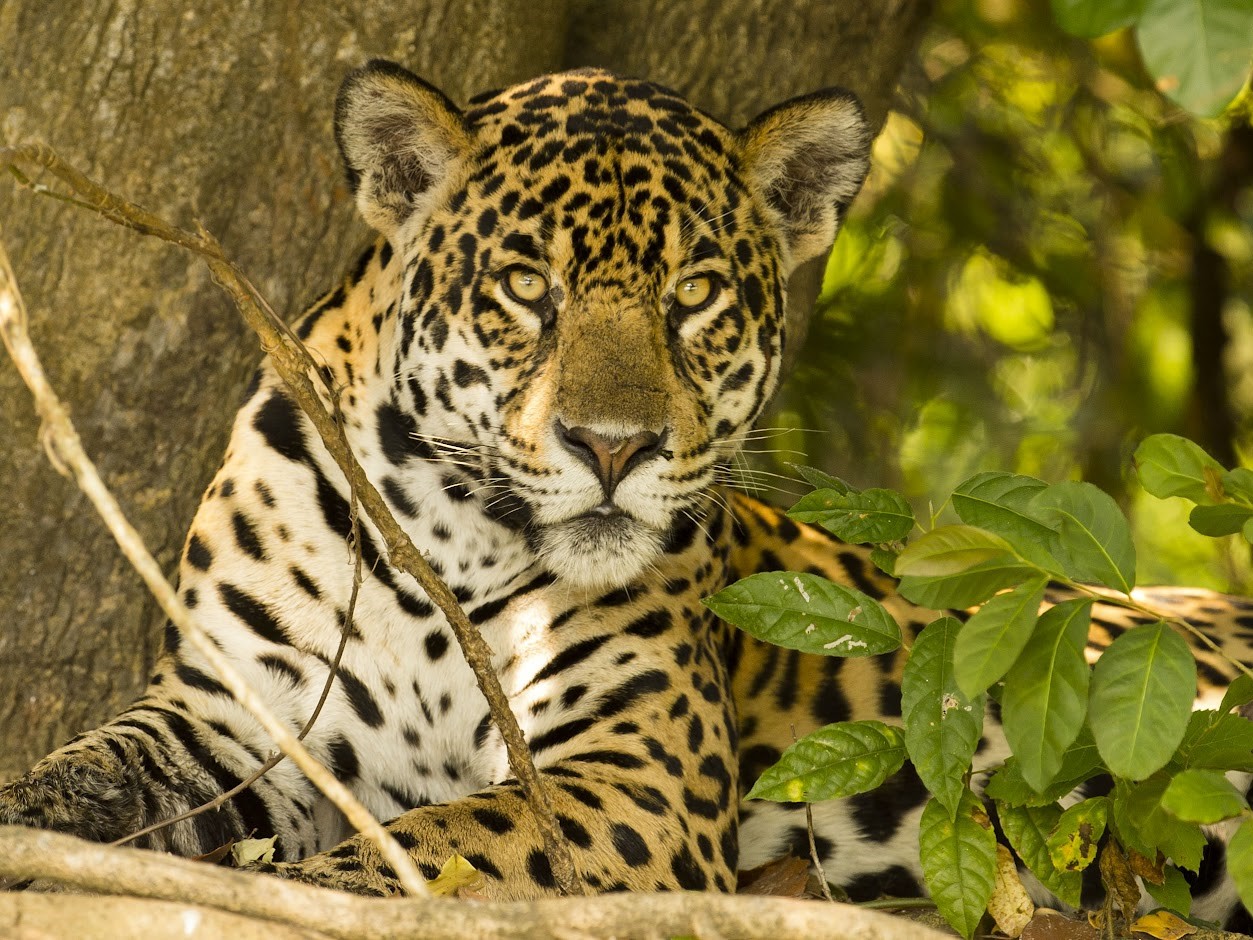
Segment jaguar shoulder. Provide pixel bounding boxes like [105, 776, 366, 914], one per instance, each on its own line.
[2, 61, 1250, 930]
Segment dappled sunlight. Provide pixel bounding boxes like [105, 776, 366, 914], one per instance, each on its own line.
[764, 0, 1253, 592]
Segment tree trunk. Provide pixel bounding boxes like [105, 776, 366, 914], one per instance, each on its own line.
[0, 0, 930, 777]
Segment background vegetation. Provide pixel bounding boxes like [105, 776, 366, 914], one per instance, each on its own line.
[772, 0, 1253, 593]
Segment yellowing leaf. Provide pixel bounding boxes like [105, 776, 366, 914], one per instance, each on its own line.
[1099, 841, 1140, 925]
[229, 835, 276, 867]
[989, 844, 1035, 937]
[1047, 797, 1108, 872]
[428, 853, 484, 897]
[1129, 909, 1196, 939]
[746, 720, 906, 802]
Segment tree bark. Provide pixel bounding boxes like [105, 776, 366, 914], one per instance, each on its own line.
[0, 0, 930, 776]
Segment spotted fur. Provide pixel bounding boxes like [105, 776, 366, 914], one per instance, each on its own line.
[2, 63, 1250, 928]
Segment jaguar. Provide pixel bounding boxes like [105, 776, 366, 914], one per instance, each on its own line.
[2, 60, 1251, 929]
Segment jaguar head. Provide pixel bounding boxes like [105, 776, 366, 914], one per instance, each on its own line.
[335, 61, 870, 588]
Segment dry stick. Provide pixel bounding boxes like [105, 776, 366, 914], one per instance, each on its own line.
[114, 394, 368, 849]
[0, 827, 949, 940]
[0, 234, 426, 898]
[804, 802, 835, 904]
[1, 142, 581, 895]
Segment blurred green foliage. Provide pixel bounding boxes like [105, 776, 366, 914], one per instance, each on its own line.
[770, 0, 1253, 592]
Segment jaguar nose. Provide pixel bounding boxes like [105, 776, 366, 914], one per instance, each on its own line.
[556, 421, 666, 498]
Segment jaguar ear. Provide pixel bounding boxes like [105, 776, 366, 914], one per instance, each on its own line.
[738, 90, 871, 270]
[335, 60, 472, 235]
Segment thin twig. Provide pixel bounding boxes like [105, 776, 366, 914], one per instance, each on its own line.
[1, 141, 580, 895]
[0, 827, 949, 940]
[856, 898, 938, 911]
[791, 723, 835, 903]
[1054, 574, 1253, 681]
[804, 802, 835, 903]
[0, 232, 428, 897]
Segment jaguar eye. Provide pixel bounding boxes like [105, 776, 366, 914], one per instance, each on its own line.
[674, 274, 719, 311]
[502, 267, 550, 305]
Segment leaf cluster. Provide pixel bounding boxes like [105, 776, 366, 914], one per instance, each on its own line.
[705, 451, 1253, 937]
[1136, 433, 1253, 543]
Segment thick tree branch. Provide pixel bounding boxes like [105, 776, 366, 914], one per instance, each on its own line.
[1, 141, 580, 895]
[0, 894, 333, 940]
[0, 827, 947, 940]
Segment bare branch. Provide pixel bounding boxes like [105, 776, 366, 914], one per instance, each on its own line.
[0, 233, 428, 897]
[1, 141, 581, 896]
[0, 827, 948, 940]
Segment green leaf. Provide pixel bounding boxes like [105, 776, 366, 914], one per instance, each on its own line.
[952, 578, 1047, 698]
[1245, 517, 1253, 546]
[1113, 776, 1207, 871]
[902, 617, 986, 817]
[790, 464, 856, 495]
[1030, 481, 1136, 594]
[869, 548, 897, 577]
[1221, 467, 1253, 504]
[788, 487, 915, 543]
[1176, 710, 1253, 772]
[1161, 768, 1249, 823]
[919, 790, 997, 939]
[896, 525, 1018, 576]
[1189, 503, 1253, 537]
[1219, 673, 1253, 715]
[704, 571, 901, 657]
[896, 525, 1037, 608]
[898, 559, 1039, 610]
[1046, 797, 1109, 872]
[1002, 599, 1093, 791]
[1143, 864, 1192, 916]
[985, 731, 1104, 806]
[951, 472, 1060, 570]
[1137, 0, 1253, 117]
[1230, 819, 1253, 913]
[1134, 434, 1225, 503]
[1050, 0, 1145, 38]
[999, 803, 1082, 908]
[746, 720, 906, 802]
[1089, 622, 1196, 780]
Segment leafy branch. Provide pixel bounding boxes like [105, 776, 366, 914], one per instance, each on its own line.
[709, 449, 1253, 937]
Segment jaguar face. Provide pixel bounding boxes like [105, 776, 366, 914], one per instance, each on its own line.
[336, 61, 870, 588]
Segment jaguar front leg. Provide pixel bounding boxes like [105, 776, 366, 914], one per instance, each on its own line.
[262, 664, 740, 898]
[0, 681, 324, 860]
